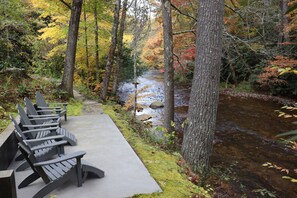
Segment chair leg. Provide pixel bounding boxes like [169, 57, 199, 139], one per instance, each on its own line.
[33, 170, 74, 198]
[16, 161, 30, 172]
[76, 159, 82, 187]
[19, 172, 40, 188]
[82, 164, 105, 179]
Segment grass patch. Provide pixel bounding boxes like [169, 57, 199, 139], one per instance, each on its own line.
[65, 99, 83, 116]
[0, 117, 12, 132]
[0, 71, 83, 133]
[102, 104, 210, 198]
[74, 81, 101, 101]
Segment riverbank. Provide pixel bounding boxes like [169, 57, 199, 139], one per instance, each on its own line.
[118, 70, 297, 197]
[220, 88, 296, 106]
[102, 104, 210, 197]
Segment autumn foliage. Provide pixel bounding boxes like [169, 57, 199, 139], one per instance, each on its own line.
[257, 56, 297, 96]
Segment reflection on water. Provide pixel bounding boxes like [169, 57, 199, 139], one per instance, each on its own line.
[118, 70, 297, 197]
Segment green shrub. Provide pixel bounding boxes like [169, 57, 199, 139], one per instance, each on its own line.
[17, 84, 29, 97]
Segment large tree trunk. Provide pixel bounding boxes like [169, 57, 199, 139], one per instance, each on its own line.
[162, 0, 174, 132]
[279, 0, 289, 43]
[100, 0, 121, 101]
[112, 0, 128, 93]
[94, 0, 100, 81]
[61, 0, 83, 97]
[181, 0, 224, 175]
[132, 0, 138, 117]
[83, 0, 89, 79]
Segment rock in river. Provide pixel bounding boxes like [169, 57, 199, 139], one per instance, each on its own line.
[149, 101, 164, 109]
[136, 114, 152, 121]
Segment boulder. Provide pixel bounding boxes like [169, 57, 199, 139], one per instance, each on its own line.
[136, 114, 152, 121]
[149, 101, 164, 109]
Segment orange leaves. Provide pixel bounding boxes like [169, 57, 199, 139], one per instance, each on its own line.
[270, 56, 297, 68]
[171, 0, 191, 8]
[257, 56, 297, 90]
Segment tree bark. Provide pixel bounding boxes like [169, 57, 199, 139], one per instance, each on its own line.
[279, 0, 289, 43]
[132, 0, 138, 117]
[83, 0, 89, 79]
[112, 0, 128, 93]
[181, 0, 224, 175]
[94, 0, 100, 81]
[61, 0, 83, 97]
[162, 0, 174, 132]
[100, 0, 121, 101]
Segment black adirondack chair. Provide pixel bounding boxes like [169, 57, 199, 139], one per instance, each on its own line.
[17, 104, 77, 146]
[10, 115, 67, 172]
[36, 91, 67, 121]
[18, 141, 104, 198]
[24, 97, 61, 125]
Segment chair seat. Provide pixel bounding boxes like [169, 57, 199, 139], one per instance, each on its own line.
[43, 159, 75, 181]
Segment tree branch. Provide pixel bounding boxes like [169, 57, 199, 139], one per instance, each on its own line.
[59, 0, 72, 10]
[173, 29, 196, 35]
[224, 4, 244, 21]
[173, 53, 184, 68]
[171, 2, 245, 24]
[170, 2, 197, 22]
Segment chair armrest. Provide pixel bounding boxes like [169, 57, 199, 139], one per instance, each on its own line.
[23, 123, 59, 128]
[29, 117, 58, 121]
[29, 117, 61, 123]
[38, 106, 62, 110]
[34, 151, 86, 166]
[22, 126, 58, 134]
[25, 135, 65, 143]
[28, 114, 59, 118]
[36, 109, 55, 113]
[30, 140, 68, 151]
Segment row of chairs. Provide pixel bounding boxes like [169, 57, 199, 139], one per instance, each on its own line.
[10, 91, 104, 198]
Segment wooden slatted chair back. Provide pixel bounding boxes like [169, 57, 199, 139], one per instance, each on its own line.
[36, 91, 48, 107]
[16, 104, 37, 139]
[18, 141, 51, 183]
[24, 97, 45, 125]
[9, 115, 28, 142]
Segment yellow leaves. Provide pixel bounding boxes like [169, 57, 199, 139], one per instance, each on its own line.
[281, 106, 297, 111]
[47, 44, 66, 59]
[277, 111, 297, 118]
[282, 176, 297, 183]
[276, 105, 297, 119]
[29, 0, 70, 17]
[262, 162, 290, 174]
[123, 34, 133, 43]
[263, 162, 297, 183]
[39, 25, 67, 44]
[29, 0, 50, 10]
[29, 0, 116, 79]
[99, 20, 112, 32]
[52, 15, 68, 24]
[278, 67, 297, 76]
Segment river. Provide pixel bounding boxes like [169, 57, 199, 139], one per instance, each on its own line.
[117, 70, 297, 197]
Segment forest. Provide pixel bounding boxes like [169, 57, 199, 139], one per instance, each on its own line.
[0, 0, 297, 197]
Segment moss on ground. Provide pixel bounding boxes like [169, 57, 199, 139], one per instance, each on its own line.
[66, 99, 83, 116]
[103, 104, 210, 198]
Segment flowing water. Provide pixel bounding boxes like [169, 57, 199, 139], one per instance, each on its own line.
[118, 70, 297, 197]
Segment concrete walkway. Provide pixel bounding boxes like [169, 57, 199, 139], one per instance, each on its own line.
[9, 93, 161, 197]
